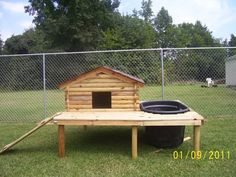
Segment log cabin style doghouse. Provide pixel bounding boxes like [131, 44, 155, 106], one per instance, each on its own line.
[52, 66, 204, 159]
[0, 66, 204, 157]
[58, 66, 144, 112]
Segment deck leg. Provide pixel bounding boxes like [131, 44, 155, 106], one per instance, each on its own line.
[193, 125, 201, 151]
[58, 125, 65, 158]
[131, 126, 138, 160]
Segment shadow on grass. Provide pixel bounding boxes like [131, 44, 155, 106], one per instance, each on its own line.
[64, 127, 154, 156]
[1, 126, 188, 157]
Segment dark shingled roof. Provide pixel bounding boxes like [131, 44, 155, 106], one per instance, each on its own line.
[58, 66, 145, 89]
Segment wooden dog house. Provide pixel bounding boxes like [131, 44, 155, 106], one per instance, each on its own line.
[1, 66, 204, 159]
[0, 69, 205, 159]
[58, 66, 145, 111]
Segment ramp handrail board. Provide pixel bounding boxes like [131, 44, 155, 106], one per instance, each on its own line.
[0, 112, 61, 154]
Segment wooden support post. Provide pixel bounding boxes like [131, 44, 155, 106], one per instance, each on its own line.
[58, 125, 65, 158]
[131, 126, 138, 160]
[193, 125, 201, 151]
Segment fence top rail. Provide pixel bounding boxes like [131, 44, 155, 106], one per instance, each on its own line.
[1, 47, 236, 57]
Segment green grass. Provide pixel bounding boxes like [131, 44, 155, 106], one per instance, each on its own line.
[0, 89, 64, 121]
[0, 84, 236, 176]
[0, 119, 235, 177]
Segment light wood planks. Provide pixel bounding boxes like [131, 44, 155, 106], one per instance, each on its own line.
[67, 101, 92, 105]
[112, 100, 137, 104]
[68, 92, 91, 96]
[88, 73, 115, 79]
[59, 67, 144, 89]
[194, 126, 201, 152]
[66, 105, 92, 109]
[58, 125, 65, 158]
[53, 110, 203, 159]
[62, 72, 141, 111]
[67, 109, 135, 112]
[81, 78, 124, 83]
[69, 95, 91, 101]
[112, 104, 135, 109]
[71, 82, 133, 88]
[112, 92, 134, 96]
[53, 111, 204, 126]
[66, 87, 69, 111]
[132, 126, 138, 160]
[68, 87, 135, 92]
[0, 112, 61, 154]
[55, 120, 143, 126]
[112, 96, 138, 100]
[53, 111, 204, 120]
[133, 84, 139, 111]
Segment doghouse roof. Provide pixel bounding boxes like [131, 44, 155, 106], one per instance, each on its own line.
[58, 66, 145, 89]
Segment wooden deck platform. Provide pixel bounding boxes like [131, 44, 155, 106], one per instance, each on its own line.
[53, 111, 204, 159]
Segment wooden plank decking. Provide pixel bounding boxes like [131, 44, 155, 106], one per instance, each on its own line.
[53, 111, 204, 159]
[53, 111, 203, 122]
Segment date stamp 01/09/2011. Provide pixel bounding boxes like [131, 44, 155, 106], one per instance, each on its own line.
[172, 150, 231, 160]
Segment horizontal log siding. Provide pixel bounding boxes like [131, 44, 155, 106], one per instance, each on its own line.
[65, 73, 140, 111]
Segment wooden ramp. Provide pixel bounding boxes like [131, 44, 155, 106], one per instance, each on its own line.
[0, 112, 61, 154]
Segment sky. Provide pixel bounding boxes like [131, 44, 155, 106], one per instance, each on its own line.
[0, 0, 236, 42]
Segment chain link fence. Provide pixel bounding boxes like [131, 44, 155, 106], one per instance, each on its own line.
[0, 47, 236, 122]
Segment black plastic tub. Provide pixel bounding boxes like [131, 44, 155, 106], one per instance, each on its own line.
[140, 100, 189, 114]
[140, 100, 189, 148]
[144, 126, 185, 148]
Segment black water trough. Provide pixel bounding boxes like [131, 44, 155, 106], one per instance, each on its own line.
[140, 100, 190, 148]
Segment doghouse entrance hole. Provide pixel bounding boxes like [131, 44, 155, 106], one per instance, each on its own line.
[92, 92, 111, 108]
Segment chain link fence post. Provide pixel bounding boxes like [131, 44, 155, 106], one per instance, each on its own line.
[160, 48, 165, 100]
[43, 53, 47, 119]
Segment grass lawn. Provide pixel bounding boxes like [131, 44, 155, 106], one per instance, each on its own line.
[0, 85, 236, 177]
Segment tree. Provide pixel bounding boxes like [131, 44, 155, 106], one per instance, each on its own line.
[176, 21, 215, 47]
[169, 21, 225, 82]
[132, 9, 139, 18]
[228, 34, 236, 56]
[1, 29, 47, 90]
[153, 7, 218, 48]
[0, 35, 3, 54]
[153, 7, 177, 48]
[3, 28, 47, 54]
[25, 0, 120, 51]
[229, 34, 236, 46]
[99, 15, 156, 49]
[154, 7, 172, 33]
[193, 21, 215, 46]
[139, 0, 153, 22]
[4, 35, 29, 54]
[0, 34, 5, 89]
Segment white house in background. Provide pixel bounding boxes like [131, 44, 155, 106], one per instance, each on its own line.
[226, 55, 236, 86]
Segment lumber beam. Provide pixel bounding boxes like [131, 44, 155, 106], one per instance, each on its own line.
[58, 125, 65, 158]
[131, 126, 138, 160]
[193, 125, 201, 151]
[0, 112, 61, 154]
